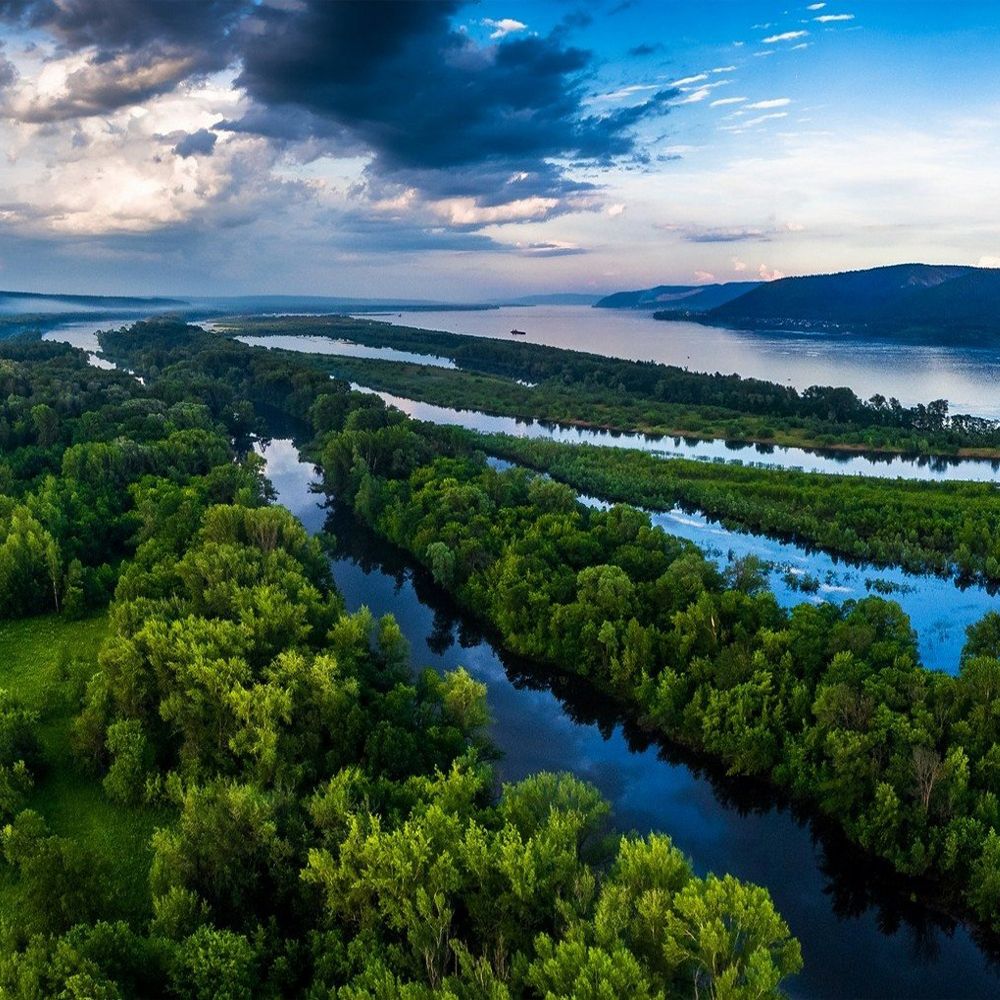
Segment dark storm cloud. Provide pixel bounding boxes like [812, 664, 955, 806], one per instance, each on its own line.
[2, 0, 677, 243]
[173, 128, 217, 158]
[226, 0, 675, 207]
[0, 0, 245, 55]
[0, 0, 247, 119]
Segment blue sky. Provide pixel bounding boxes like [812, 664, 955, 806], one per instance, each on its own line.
[1, 1, 999, 298]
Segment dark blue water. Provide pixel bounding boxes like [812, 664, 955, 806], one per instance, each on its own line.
[260, 436, 1000, 1000]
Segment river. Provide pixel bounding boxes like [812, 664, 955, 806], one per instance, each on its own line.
[260, 433, 1000, 1000]
[352, 383, 1000, 483]
[375, 306, 1000, 421]
[44, 317, 1000, 482]
[39, 319, 999, 671]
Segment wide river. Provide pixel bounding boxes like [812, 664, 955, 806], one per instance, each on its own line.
[261, 434, 1000, 1000]
[371, 305, 1000, 421]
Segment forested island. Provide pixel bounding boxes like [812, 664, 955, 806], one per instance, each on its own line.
[206, 315, 1000, 589]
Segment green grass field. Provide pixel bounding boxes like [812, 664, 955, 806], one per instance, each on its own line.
[0, 614, 171, 925]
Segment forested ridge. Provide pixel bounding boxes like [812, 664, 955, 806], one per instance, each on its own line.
[0, 323, 803, 998]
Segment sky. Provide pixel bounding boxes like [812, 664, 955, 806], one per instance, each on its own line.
[1, 0, 1000, 299]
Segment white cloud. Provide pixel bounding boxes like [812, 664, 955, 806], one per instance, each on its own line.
[711, 65, 737, 73]
[0, 74, 280, 237]
[482, 18, 527, 39]
[763, 30, 809, 43]
[711, 96, 747, 107]
[431, 195, 559, 226]
[606, 203, 626, 217]
[670, 73, 709, 87]
[747, 98, 791, 109]
[590, 83, 659, 102]
[743, 112, 788, 126]
[694, 269, 716, 281]
[791, 43, 811, 50]
[815, 13, 854, 22]
[759, 264, 786, 280]
[807, 2, 826, 8]
[732, 257, 748, 272]
[979, 256, 1000, 268]
[723, 111, 789, 131]
[674, 87, 712, 105]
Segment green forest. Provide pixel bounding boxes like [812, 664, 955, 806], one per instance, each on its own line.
[102, 322, 1000, 935]
[317, 415, 1000, 933]
[0, 325, 803, 998]
[211, 327, 1000, 589]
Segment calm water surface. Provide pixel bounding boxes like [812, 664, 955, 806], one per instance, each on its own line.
[40, 320, 121, 368]
[260, 435, 1000, 1000]
[235, 333, 457, 369]
[354, 383, 1000, 483]
[377, 306, 1000, 420]
[34, 315, 1000, 995]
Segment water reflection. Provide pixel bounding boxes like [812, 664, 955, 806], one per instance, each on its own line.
[355, 385, 1000, 484]
[235, 333, 457, 369]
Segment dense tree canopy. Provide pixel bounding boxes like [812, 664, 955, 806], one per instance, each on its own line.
[0, 325, 802, 997]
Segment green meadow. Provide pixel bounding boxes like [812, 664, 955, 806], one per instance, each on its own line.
[0, 615, 169, 925]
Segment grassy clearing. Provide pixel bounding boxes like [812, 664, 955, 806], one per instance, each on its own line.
[0, 614, 171, 925]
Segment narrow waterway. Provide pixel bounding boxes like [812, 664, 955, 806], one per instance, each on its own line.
[235, 333, 457, 369]
[40, 319, 998, 670]
[259, 434, 1000, 1000]
[354, 383, 1000, 483]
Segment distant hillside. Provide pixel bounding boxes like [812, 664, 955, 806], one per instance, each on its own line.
[695, 263, 1000, 337]
[0, 289, 184, 315]
[595, 281, 761, 311]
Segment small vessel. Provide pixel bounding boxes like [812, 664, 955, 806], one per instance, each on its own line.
[510, 328, 527, 336]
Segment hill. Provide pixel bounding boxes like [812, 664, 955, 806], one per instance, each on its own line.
[595, 281, 761, 311]
[0, 289, 184, 314]
[694, 263, 1000, 337]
